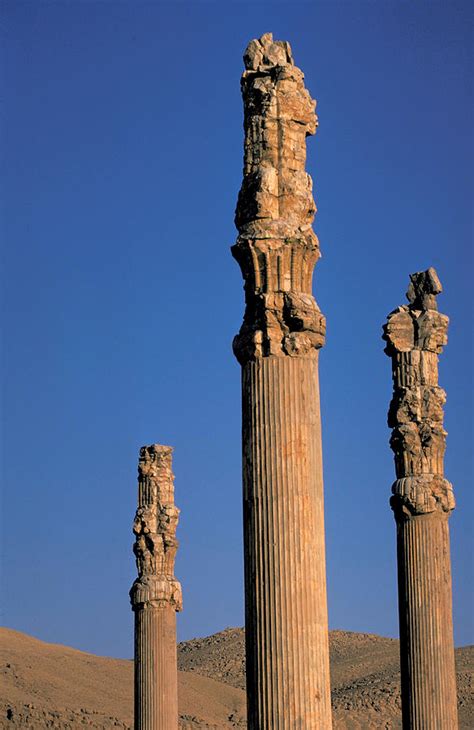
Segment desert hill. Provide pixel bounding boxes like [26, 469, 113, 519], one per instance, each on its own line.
[177, 627, 473, 728]
[1, 626, 472, 729]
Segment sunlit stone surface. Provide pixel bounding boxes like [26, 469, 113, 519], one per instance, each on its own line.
[130, 445, 182, 730]
[383, 269, 458, 729]
[232, 33, 332, 730]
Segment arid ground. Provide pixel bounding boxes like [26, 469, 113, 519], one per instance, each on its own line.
[1, 627, 472, 729]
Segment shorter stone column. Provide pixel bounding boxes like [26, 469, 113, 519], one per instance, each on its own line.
[383, 269, 458, 729]
[130, 445, 182, 730]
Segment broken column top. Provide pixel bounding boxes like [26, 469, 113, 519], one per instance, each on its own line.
[130, 443, 182, 611]
[383, 269, 454, 517]
[232, 34, 325, 363]
[243, 32, 294, 70]
[383, 267, 448, 356]
[406, 267, 442, 311]
[138, 443, 174, 504]
[234, 32, 318, 241]
[139, 443, 173, 457]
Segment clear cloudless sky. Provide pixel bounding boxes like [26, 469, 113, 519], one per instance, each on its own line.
[2, 1, 472, 659]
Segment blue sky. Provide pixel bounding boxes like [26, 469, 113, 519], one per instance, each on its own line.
[2, 1, 472, 658]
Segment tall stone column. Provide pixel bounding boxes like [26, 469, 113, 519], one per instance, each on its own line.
[232, 33, 332, 729]
[130, 445, 182, 730]
[383, 268, 458, 729]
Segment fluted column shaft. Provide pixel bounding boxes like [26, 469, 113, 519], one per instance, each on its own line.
[396, 511, 457, 728]
[134, 605, 178, 730]
[242, 356, 331, 728]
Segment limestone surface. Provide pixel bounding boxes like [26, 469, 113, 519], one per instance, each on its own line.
[130, 445, 182, 610]
[233, 33, 332, 729]
[383, 269, 458, 729]
[232, 32, 325, 365]
[383, 268, 454, 517]
[130, 445, 182, 730]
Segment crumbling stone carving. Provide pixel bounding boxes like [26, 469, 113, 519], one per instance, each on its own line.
[232, 32, 326, 364]
[130, 444, 182, 610]
[383, 268, 455, 518]
[130, 444, 182, 730]
[233, 34, 332, 729]
[383, 269, 458, 728]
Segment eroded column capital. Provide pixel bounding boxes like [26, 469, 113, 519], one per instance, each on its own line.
[383, 269, 454, 517]
[130, 444, 182, 612]
[390, 475, 455, 518]
[232, 33, 324, 365]
[130, 575, 183, 611]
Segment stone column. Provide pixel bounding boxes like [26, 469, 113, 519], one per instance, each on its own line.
[130, 445, 182, 730]
[383, 268, 458, 729]
[232, 33, 332, 729]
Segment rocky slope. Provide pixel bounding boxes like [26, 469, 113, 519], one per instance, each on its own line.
[178, 627, 473, 729]
[1, 626, 472, 729]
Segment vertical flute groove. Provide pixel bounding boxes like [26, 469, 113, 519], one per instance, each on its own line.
[242, 358, 332, 728]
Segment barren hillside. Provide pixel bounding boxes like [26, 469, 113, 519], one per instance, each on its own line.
[178, 627, 473, 728]
[1, 627, 472, 729]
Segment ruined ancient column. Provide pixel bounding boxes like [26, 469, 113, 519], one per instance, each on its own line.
[383, 269, 458, 729]
[130, 445, 182, 730]
[232, 33, 332, 729]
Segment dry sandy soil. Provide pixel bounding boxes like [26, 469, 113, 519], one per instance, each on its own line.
[0, 626, 472, 729]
